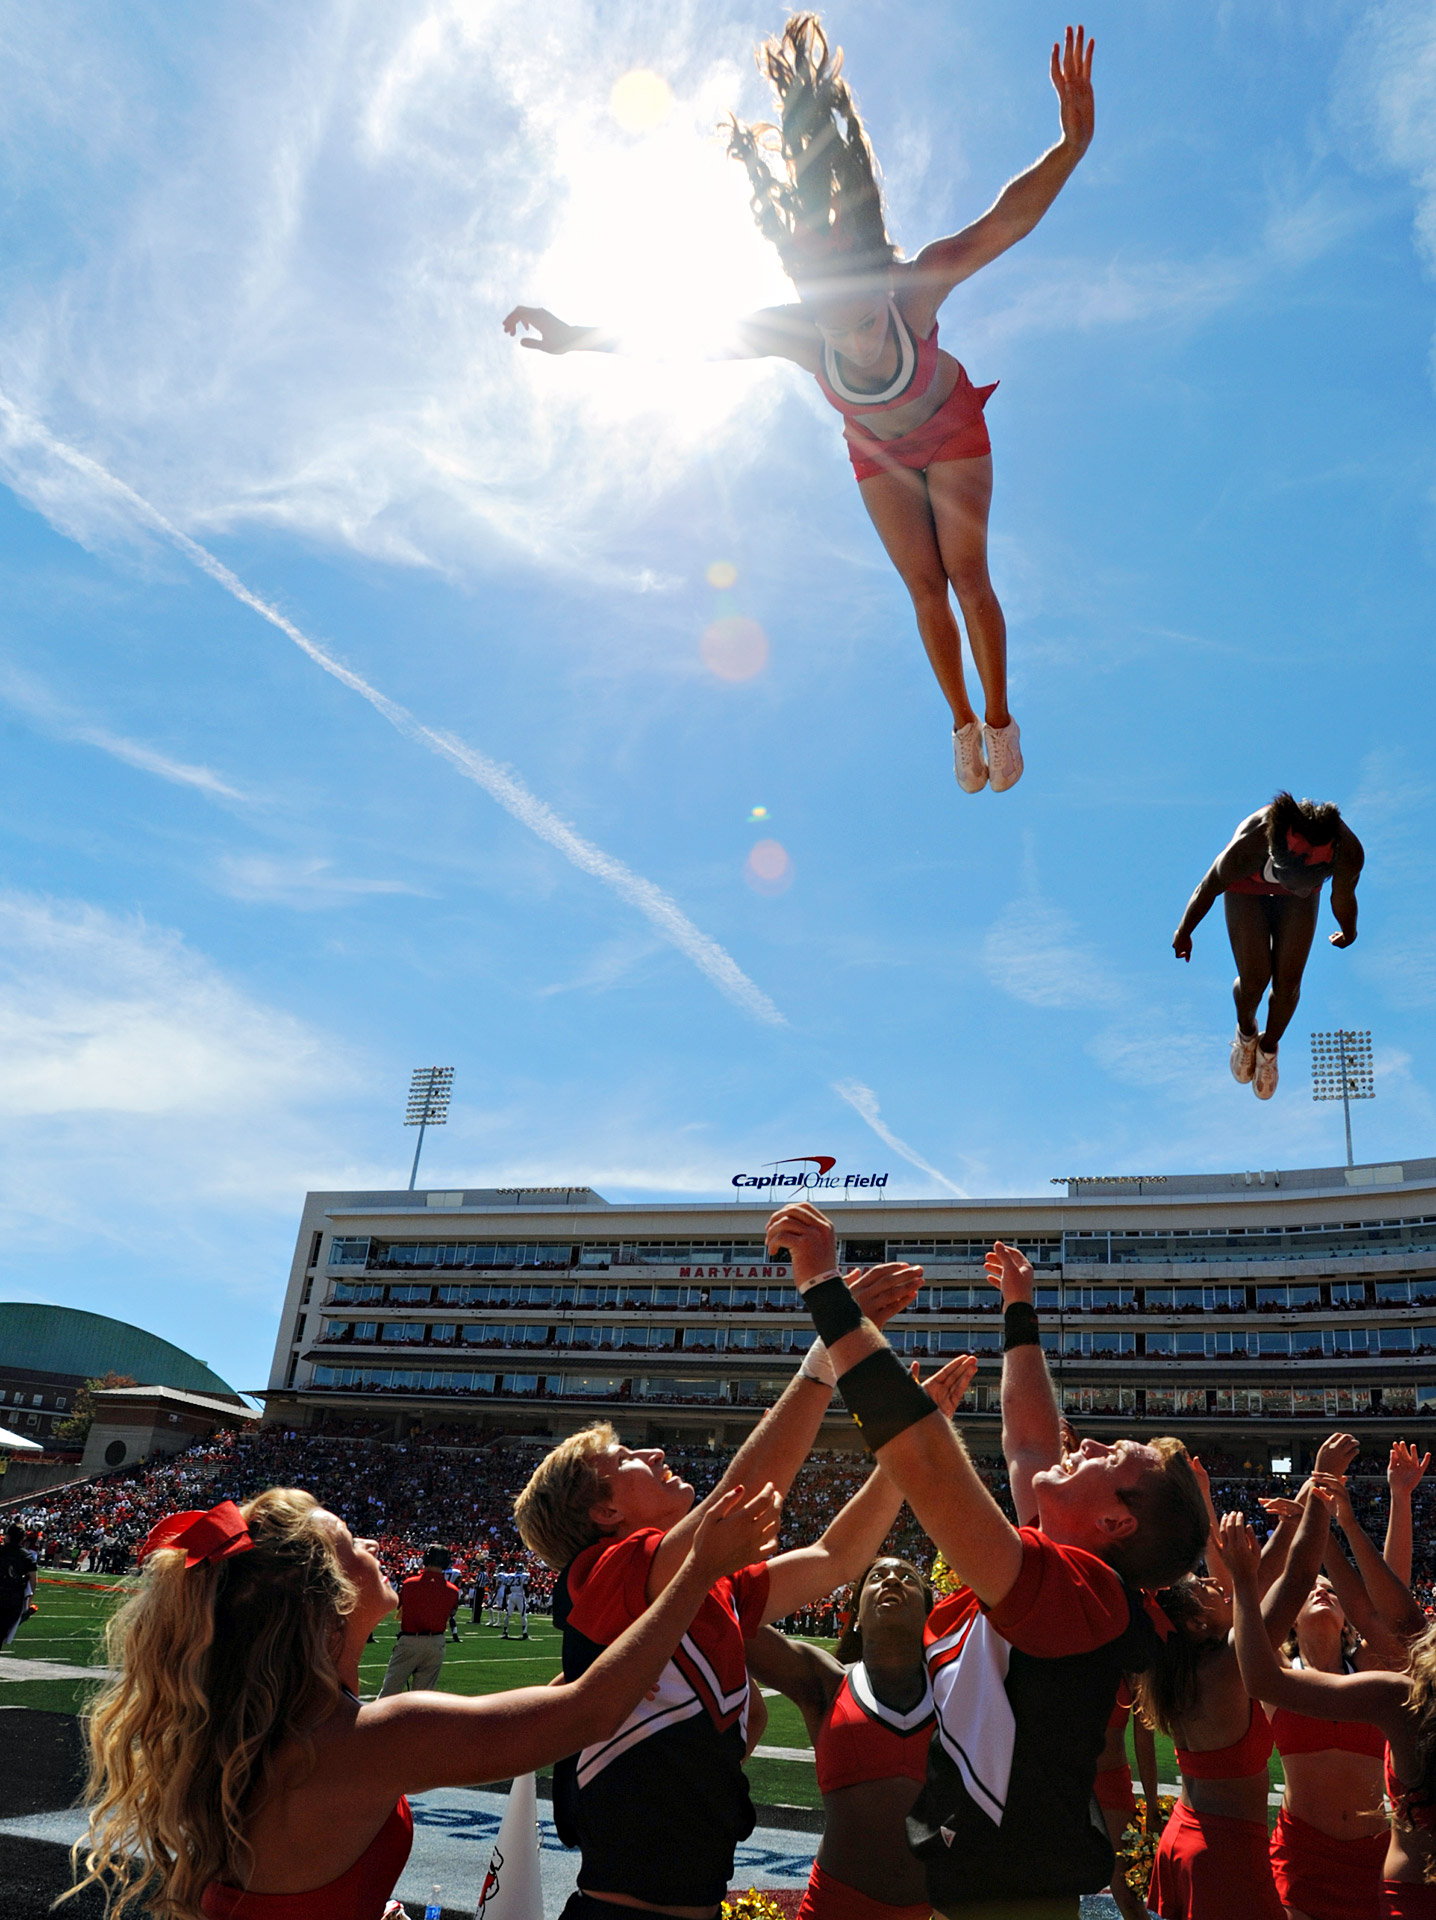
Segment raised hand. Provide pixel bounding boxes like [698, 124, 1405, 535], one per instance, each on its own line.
[1314, 1432, 1360, 1479]
[766, 1202, 839, 1287]
[691, 1483, 782, 1580]
[502, 306, 585, 354]
[1050, 24, 1095, 157]
[1258, 1496, 1304, 1523]
[983, 1240, 1035, 1304]
[1172, 926, 1193, 962]
[915, 1353, 979, 1418]
[1389, 1441, 1431, 1496]
[1329, 929, 1357, 949]
[850, 1261, 925, 1330]
[1218, 1510, 1262, 1590]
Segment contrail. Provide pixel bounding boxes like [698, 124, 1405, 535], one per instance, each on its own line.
[0, 392, 785, 1030]
[832, 1080, 965, 1196]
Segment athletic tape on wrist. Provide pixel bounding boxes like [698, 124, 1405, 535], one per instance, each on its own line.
[802, 1275, 863, 1346]
[798, 1339, 837, 1388]
[1003, 1300, 1041, 1350]
[835, 1348, 937, 1454]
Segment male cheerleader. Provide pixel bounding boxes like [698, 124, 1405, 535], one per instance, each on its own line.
[515, 1264, 972, 1920]
[772, 1200, 1208, 1918]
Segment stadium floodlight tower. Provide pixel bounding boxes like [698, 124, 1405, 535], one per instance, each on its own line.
[1310, 1030, 1374, 1169]
[405, 1066, 454, 1191]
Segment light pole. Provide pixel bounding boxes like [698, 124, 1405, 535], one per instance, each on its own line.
[1309, 1030, 1374, 1169]
[405, 1066, 454, 1190]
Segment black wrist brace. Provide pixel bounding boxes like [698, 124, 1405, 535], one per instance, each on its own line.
[839, 1348, 939, 1454]
[802, 1276, 863, 1347]
[1003, 1300, 1041, 1350]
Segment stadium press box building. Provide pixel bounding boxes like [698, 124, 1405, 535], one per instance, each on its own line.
[263, 1156, 1436, 1469]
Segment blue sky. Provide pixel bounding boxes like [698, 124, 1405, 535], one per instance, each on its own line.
[0, 0, 1433, 1393]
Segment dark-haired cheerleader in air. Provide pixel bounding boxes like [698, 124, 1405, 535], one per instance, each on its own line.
[505, 16, 1096, 795]
[1172, 793, 1364, 1101]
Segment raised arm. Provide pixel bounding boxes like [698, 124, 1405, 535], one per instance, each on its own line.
[1326, 1468, 1426, 1640]
[1256, 1480, 1335, 1648]
[744, 1624, 845, 1745]
[1173, 816, 1265, 960]
[1385, 1441, 1429, 1586]
[1222, 1512, 1409, 1736]
[761, 1355, 976, 1624]
[1328, 825, 1364, 948]
[503, 302, 819, 369]
[901, 26, 1093, 334]
[988, 1243, 1060, 1525]
[773, 1204, 1024, 1605]
[377, 1483, 781, 1791]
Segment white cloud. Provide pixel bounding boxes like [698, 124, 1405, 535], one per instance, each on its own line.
[832, 1080, 964, 1196]
[0, 1, 799, 582]
[0, 891, 322, 1117]
[218, 855, 425, 908]
[982, 895, 1122, 1011]
[0, 658, 246, 801]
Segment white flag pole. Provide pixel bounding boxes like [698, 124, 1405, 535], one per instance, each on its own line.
[475, 1773, 544, 1920]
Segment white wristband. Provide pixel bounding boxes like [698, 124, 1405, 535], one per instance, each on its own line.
[798, 1339, 838, 1387]
[795, 1266, 843, 1296]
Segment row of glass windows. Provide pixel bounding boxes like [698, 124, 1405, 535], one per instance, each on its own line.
[307, 1364, 1434, 1417]
[320, 1317, 1435, 1360]
[328, 1220, 1436, 1274]
[327, 1276, 1436, 1315]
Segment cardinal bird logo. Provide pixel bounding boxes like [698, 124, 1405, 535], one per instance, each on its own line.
[768, 1156, 837, 1176]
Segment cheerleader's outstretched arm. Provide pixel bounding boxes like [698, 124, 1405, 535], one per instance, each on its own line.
[904, 25, 1095, 332]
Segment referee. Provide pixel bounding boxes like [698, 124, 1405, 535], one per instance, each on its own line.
[377, 1545, 461, 1697]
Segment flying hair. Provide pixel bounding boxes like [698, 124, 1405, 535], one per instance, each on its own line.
[726, 13, 896, 291]
[1399, 1619, 1436, 1871]
[1267, 790, 1342, 855]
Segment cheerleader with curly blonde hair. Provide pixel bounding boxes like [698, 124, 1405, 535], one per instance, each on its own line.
[506, 15, 1096, 795]
[66, 1484, 776, 1919]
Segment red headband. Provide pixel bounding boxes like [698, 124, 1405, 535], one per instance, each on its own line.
[138, 1500, 254, 1569]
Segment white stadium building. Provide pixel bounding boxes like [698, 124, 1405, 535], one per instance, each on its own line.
[263, 1154, 1436, 1471]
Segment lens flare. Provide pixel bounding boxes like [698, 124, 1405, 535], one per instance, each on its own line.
[610, 70, 673, 134]
[745, 839, 794, 896]
[701, 615, 768, 681]
[748, 806, 767, 821]
[706, 560, 738, 589]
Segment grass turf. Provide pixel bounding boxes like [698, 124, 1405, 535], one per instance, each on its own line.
[3, 1575, 1287, 1817]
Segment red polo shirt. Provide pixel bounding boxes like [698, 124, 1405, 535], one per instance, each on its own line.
[398, 1569, 461, 1634]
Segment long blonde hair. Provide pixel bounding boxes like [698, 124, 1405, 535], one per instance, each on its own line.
[69, 1488, 358, 1920]
[726, 13, 895, 289]
[1401, 1620, 1436, 1869]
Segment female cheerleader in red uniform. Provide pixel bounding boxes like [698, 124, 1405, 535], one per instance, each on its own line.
[1095, 1681, 1161, 1920]
[1224, 1512, 1436, 1920]
[506, 16, 1097, 796]
[68, 1486, 776, 1919]
[1138, 1480, 1336, 1919]
[746, 1555, 936, 1920]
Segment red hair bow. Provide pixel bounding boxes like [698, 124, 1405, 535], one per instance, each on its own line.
[1140, 1590, 1174, 1642]
[138, 1500, 254, 1569]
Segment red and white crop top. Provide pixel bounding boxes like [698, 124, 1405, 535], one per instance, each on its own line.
[813, 300, 944, 421]
[1176, 1701, 1275, 1781]
[814, 1661, 936, 1796]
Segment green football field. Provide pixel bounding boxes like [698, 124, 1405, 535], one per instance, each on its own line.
[3, 1573, 1286, 1815]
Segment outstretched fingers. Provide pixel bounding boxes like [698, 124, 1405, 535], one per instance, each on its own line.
[916, 1352, 979, 1418]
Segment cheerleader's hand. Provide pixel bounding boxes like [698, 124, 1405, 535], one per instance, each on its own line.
[1051, 24, 1095, 157]
[1218, 1511, 1262, 1592]
[915, 1353, 979, 1418]
[503, 306, 586, 354]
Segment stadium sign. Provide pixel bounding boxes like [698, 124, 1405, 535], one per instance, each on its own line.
[732, 1155, 889, 1193]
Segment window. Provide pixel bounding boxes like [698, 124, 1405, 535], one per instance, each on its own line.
[1256, 1284, 1321, 1309]
[308, 1230, 324, 1269]
[1258, 1332, 1291, 1356]
[331, 1282, 384, 1305]
[382, 1323, 426, 1343]
[1377, 1281, 1412, 1305]
[329, 1237, 371, 1267]
[385, 1285, 433, 1305]
[682, 1328, 725, 1351]
[1330, 1279, 1367, 1307]
[55, 1396, 66, 1411]
[1144, 1332, 1174, 1355]
[1323, 1328, 1370, 1355]
[1380, 1327, 1415, 1353]
[430, 1324, 457, 1343]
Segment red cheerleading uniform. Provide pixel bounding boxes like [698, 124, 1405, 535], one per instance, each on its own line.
[1269, 1707, 1388, 1920]
[794, 1663, 935, 1920]
[201, 1800, 413, 1919]
[812, 299, 997, 484]
[1383, 1746, 1436, 1919]
[553, 1527, 770, 1910]
[908, 1528, 1163, 1909]
[1150, 1705, 1284, 1920]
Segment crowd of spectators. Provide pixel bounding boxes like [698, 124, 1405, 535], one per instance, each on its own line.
[6, 1424, 1436, 1622]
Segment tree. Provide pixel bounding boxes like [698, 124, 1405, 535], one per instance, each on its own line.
[53, 1373, 137, 1445]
